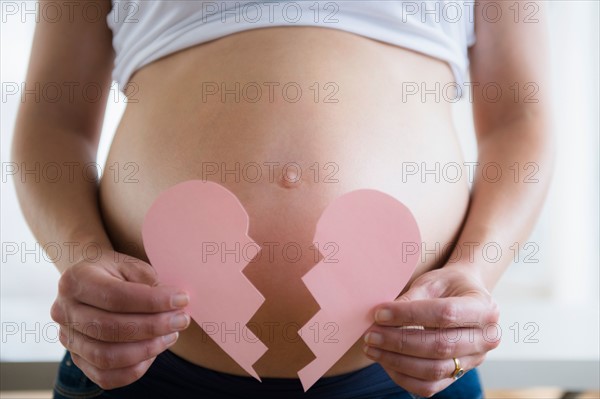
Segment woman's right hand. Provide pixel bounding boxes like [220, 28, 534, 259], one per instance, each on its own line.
[51, 249, 191, 389]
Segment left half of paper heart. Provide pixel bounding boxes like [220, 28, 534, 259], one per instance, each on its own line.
[141, 180, 268, 381]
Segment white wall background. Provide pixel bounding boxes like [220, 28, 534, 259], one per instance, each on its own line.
[1, 0, 599, 386]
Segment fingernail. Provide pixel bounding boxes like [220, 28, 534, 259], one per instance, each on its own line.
[170, 313, 190, 331]
[163, 332, 178, 344]
[364, 332, 383, 345]
[171, 293, 189, 308]
[375, 308, 393, 322]
[363, 345, 382, 359]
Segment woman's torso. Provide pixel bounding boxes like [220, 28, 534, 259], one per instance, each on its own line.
[99, 26, 470, 377]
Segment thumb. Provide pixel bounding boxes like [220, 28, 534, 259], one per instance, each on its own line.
[396, 277, 436, 303]
[116, 254, 159, 286]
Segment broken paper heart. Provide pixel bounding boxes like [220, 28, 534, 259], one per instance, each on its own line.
[297, 189, 421, 391]
[142, 180, 421, 391]
[141, 180, 267, 380]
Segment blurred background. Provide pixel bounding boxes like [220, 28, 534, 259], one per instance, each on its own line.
[1, 1, 598, 397]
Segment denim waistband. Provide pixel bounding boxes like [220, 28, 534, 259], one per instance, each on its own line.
[139, 349, 408, 399]
[54, 348, 483, 399]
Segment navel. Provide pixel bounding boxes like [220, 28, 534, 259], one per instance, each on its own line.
[278, 165, 302, 189]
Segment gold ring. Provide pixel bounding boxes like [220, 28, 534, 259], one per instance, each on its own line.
[451, 357, 465, 380]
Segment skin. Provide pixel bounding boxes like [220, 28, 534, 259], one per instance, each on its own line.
[97, 24, 470, 381]
[11, 0, 553, 396]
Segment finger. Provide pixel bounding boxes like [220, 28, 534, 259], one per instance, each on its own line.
[60, 327, 178, 370]
[382, 367, 454, 398]
[362, 345, 484, 381]
[373, 296, 499, 328]
[64, 266, 189, 313]
[70, 351, 155, 390]
[58, 302, 190, 342]
[364, 326, 501, 359]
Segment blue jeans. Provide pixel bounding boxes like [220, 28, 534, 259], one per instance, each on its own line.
[53, 350, 484, 399]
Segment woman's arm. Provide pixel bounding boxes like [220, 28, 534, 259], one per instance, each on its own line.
[453, 0, 555, 290]
[12, 1, 190, 389]
[11, 0, 115, 272]
[363, 1, 555, 396]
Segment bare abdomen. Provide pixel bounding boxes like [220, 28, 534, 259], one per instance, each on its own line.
[99, 26, 470, 378]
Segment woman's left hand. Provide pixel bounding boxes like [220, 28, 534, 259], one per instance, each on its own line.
[362, 266, 501, 397]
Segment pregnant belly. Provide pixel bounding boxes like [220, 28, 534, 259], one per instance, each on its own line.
[98, 27, 470, 378]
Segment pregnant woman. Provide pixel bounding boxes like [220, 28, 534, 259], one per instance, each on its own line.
[12, 1, 554, 398]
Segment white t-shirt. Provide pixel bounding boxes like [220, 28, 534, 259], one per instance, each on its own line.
[107, 1, 476, 92]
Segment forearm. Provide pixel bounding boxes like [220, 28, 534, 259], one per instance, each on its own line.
[11, 121, 113, 273]
[448, 114, 555, 292]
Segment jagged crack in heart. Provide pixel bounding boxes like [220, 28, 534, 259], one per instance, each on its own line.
[142, 181, 421, 390]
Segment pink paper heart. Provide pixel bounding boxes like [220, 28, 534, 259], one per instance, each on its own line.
[142, 181, 421, 390]
[142, 180, 267, 380]
[297, 189, 421, 391]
